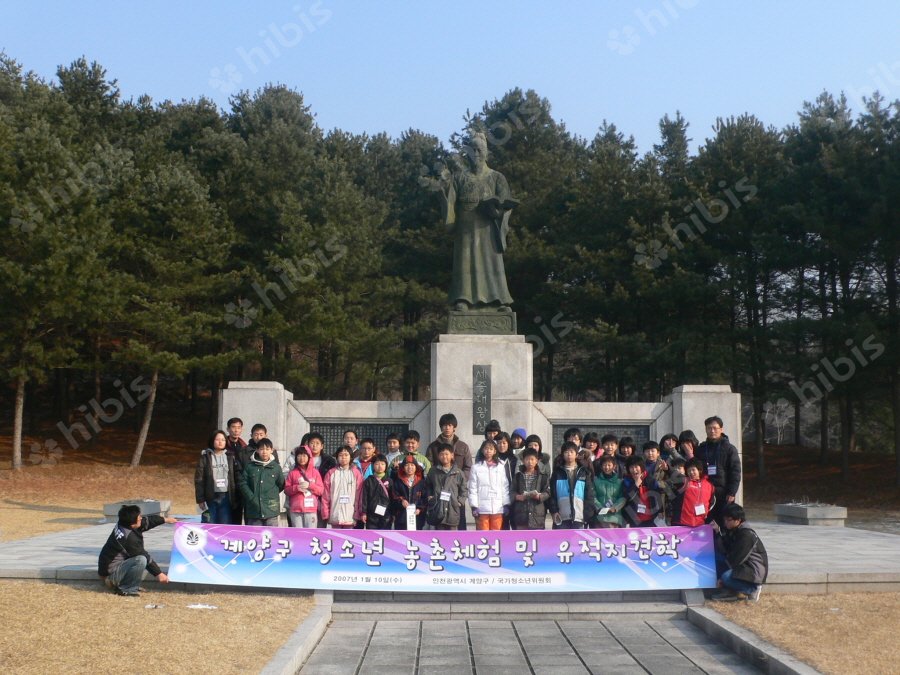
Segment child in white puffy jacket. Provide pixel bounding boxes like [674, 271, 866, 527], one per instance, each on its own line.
[468, 440, 511, 531]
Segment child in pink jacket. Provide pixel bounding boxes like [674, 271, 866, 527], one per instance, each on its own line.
[285, 445, 324, 528]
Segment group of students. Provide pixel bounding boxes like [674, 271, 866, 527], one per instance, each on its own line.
[194, 414, 745, 534]
[102, 413, 765, 600]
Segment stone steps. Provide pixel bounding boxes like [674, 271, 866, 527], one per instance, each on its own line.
[331, 590, 690, 620]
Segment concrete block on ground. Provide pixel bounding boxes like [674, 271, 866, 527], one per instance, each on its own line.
[774, 503, 846, 526]
[103, 498, 171, 518]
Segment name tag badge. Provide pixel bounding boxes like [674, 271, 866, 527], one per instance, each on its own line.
[707, 465, 718, 476]
[374, 504, 387, 516]
[339, 495, 351, 505]
[406, 504, 417, 530]
[605, 500, 613, 508]
[637, 504, 647, 514]
[215, 478, 227, 490]
[694, 504, 707, 515]
[440, 491, 451, 502]
[303, 496, 315, 509]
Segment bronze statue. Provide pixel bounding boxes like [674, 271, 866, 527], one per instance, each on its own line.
[426, 132, 518, 312]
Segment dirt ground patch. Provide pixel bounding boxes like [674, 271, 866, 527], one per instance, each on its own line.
[0, 427, 199, 541]
[711, 592, 900, 675]
[0, 464, 197, 541]
[0, 579, 312, 674]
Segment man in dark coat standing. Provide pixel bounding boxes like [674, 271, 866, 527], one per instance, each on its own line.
[695, 415, 742, 527]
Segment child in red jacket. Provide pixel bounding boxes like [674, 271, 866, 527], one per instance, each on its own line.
[672, 458, 715, 527]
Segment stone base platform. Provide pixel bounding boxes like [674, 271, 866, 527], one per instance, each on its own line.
[774, 503, 847, 526]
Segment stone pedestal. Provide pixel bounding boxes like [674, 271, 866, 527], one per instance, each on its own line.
[774, 503, 847, 526]
[430, 334, 533, 454]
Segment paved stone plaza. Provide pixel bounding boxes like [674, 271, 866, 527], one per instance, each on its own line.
[0, 519, 896, 674]
[2, 518, 898, 593]
[298, 618, 760, 675]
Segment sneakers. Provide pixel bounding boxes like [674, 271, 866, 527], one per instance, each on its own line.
[710, 589, 738, 601]
[714, 587, 762, 603]
[116, 589, 140, 597]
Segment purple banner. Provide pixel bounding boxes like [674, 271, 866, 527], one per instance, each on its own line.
[169, 524, 716, 593]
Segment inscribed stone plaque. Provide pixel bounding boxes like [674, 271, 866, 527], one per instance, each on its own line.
[551, 424, 651, 460]
[472, 365, 492, 435]
[449, 310, 517, 335]
[310, 423, 409, 453]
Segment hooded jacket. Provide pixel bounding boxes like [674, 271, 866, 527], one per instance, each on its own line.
[722, 522, 769, 585]
[239, 451, 285, 520]
[284, 461, 324, 514]
[592, 470, 626, 526]
[468, 458, 512, 516]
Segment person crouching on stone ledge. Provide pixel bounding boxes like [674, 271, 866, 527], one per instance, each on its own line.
[98, 504, 176, 597]
[710, 503, 769, 602]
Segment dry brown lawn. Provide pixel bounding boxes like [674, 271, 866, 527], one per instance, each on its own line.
[712, 592, 900, 675]
[3, 427, 900, 674]
[0, 463, 197, 541]
[0, 428, 313, 674]
[0, 579, 313, 674]
[0, 427, 199, 541]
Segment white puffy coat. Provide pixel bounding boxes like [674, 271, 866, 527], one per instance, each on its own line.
[468, 459, 511, 515]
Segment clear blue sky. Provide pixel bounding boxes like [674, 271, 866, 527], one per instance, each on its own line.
[3, 1, 899, 152]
